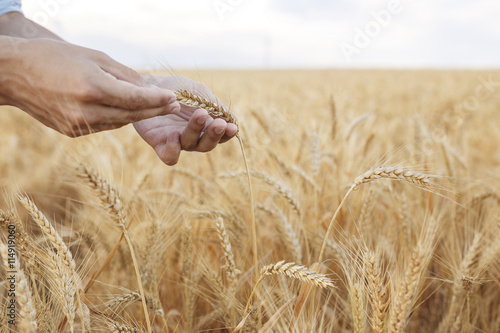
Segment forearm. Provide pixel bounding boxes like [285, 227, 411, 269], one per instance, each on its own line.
[0, 35, 25, 106]
[0, 12, 63, 40]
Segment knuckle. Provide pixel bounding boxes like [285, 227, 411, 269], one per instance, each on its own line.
[127, 94, 147, 110]
[164, 159, 177, 166]
[199, 146, 212, 153]
[183, 144, 196, 151]
[76, 81, 102, 102]
[127, 110, 144, 123]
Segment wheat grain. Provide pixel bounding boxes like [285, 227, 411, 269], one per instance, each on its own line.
[107, 320, 144, 333]
[77, 164, 126, 227]
[214, 217, 240, 284]
[106, 292, 142, 309]
[349, 281, 366, 333]
[47, 252, 76, 330]
[253, 172, 301, 216]
[364, 251, 388, 333]
[260, 260, 334, 289]
[354, 166, 431, 190]
[0, 243, 37, 331]
[18, 196, 75, 270]
[388, 246, 426, 333]
[175, 89, 238, 126]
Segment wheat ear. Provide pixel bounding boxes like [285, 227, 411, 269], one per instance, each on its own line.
[17, 196, 80, 332]
[48, 252, 76, 331]
[174, 89, 238, 126]
[176, 89, 259, 292]
[253, 172, 301, 216]
[0, 243, 37, 331]
[242, 260, 333, 321]
[214, 217, 239, 284]
[353, 166, 431, 190]
[364, 251, 389, 333]
[388, 246, 426, 333]
[437, 232, 483, 332]
[350, 281, 366, 333]
[318, 166, 432, 263]
[77, 164, 151, 333]
[107, 319, 145, 333]
[18, 196, 75, 270]
[257, 204, 302, 262]
[106, 292, 142, 310]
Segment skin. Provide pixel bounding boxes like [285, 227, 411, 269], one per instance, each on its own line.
[135, 75, 238, 165]
[0, 12, 237, 165]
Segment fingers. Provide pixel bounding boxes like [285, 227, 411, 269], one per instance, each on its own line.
[195, 119, 228, 152]
[180, 108, 237, 152]
[85, 103, 180, 128]
[155, 131, 181, 166]
[180, 109, 209, 151]
[93, 68, 179, 113]
[219, 123, 238, 143]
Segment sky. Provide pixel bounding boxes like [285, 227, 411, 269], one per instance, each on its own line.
[21, 0, 500, 70]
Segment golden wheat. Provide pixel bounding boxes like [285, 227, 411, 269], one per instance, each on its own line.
[0, 69, 498, 332]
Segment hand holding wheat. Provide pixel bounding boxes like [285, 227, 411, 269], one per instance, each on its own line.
[134, 74, 238, 165]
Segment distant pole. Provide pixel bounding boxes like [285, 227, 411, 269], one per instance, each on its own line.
[263, 35, 271, 69]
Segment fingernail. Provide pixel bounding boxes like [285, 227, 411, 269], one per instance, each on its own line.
[215, 127, 225, 135]
[197, 116, 207, 125]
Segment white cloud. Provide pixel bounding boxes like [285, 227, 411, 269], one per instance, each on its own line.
[20, 0, 500, 69]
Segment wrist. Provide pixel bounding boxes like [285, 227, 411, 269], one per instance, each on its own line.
[0, 36, 27, 107]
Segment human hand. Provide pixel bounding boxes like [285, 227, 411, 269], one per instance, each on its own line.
[0, 38, 180, 136]
[133, 74, 238, 166]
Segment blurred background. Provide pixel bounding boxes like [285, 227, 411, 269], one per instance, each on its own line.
[21, 0, 500, 70]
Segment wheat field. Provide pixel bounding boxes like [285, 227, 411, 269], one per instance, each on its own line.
[0, 69, 499, 332]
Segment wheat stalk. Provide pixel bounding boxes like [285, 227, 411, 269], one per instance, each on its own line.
[175, 89, 259, 288]
[318, 166, 432, 263]
[257, 204, 302, 262]
[77, 164, 151, 333]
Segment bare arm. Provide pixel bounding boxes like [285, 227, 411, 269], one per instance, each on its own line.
[0, 10, 236, 165]
[0, 11, 181, 136]
[0, 11, 62, 40]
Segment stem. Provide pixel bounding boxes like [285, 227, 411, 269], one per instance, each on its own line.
[243, 275, 264, 318]
[317, 184, 355, 263]
[124, 231, 152, 333]
[237, 134, 258, 283]
[84, 233, 125, 293]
